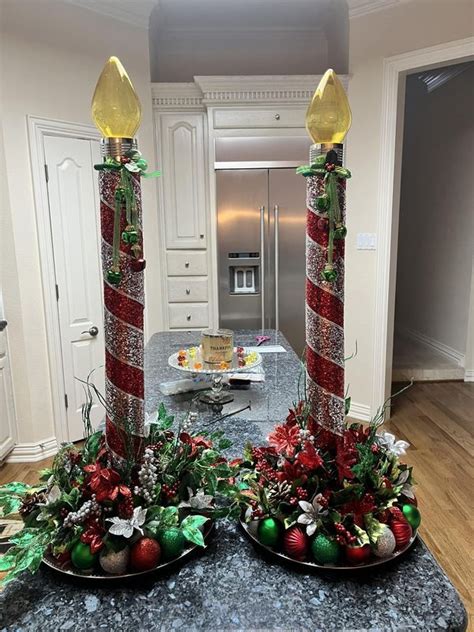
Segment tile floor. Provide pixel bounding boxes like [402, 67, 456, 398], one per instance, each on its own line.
[392, 332, 465, 382]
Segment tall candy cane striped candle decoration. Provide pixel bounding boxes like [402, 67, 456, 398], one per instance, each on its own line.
[91, 57, 158, 462]
[298, 70, 352, 436]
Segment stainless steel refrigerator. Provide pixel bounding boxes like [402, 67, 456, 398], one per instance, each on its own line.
[217, 164, 307, 356]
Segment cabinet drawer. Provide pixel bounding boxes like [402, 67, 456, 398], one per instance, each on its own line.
[167, 277, 209, 303]
[168, 303, 209, 329]
[166, 251, 208, 276]
[213, 107, 306, 129]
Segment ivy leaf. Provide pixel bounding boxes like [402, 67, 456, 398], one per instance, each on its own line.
[354, 525, 370, 546]
[218, 438, 232, 450]
[0, 554, 16, 571]
[364, 513, 385, 544]
[160, 506, 178, 528]
[180, 515, 208, 548]
[0, 482, 32, 495]
[199, 449, 220, 465]
[0, 496, 22, 516]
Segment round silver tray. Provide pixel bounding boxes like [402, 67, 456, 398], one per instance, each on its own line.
[168, 347, 262, 375]
[43, 521, 214, 580]
[239, 516, 417, 572]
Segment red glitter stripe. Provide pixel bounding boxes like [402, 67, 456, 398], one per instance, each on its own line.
[307, 209, 328, 248]
[106, 349, 144, 399]
[306, 346, 344, 398]
[306, 278, 344, 327]
[100, 202, 143, 254]
[105, 417, 145, 460]
[104, 284, 144, 330]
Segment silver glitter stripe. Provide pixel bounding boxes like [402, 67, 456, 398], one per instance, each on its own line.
[102, 239, 144, 303]
[104, 309, 144, 368]
[307, 375, 345, 435]
[306, 235, 344, 301]
[306, 305, 344, 368]
[106, 379, 144, 429]
[104, 305, 143, 334]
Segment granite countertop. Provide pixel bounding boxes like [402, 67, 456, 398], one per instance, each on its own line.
[0, 330, 467, 631]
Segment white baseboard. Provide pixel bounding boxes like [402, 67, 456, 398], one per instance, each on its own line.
[402, 327, 465, 367]
[6, 437, 58, 463]
[464, 369, 474, 383]
[349, 401, 372, 422]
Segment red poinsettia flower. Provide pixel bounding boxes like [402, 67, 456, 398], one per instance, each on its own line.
[229, 458, 243, 468]
[84, 462, 130, 503]
[335, 437, 358, 482]
[340, 493, 376, 527]
[276, 458, 307, 484]
[179, 432, 213, 457]
[80, 519, 105, 554]
[268, 424, 300, 457]
[286, 401, 305, 426]
[296, 441, 324, 471]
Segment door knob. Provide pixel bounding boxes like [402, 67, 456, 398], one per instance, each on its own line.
[82, 326, 99, 337]
[0, 320, 7, 332]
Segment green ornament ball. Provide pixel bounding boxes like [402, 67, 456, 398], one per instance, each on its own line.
[158, 527, 185, 560]
[322, 266, 338, 283]
[316, 194, 330, 212]
[311, 534, 341, 565]
[71, 541, 97, 570]
[402, 504, 421, 530]
[257, 518, 281, 547]
[107, 269, 122, 286]
[334, 225, 347, 239]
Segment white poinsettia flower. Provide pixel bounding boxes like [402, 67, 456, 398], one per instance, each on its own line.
[47, 485, 61, 504]
[396, 469, 415, 499]
[377, 431, 410, 456]
[178, 487, 214, 510]
[144, 411, 159, 437]
[107, 506, 147, 539]
[297, 493, 327, 537]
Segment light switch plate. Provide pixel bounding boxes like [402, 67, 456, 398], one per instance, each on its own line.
[357, 233, 377, 250]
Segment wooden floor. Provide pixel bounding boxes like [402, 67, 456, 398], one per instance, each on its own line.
[0, 381, 472, 626]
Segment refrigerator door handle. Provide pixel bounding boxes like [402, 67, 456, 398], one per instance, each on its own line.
[274, 204, 280, 330]
[260, 205, 265, 329]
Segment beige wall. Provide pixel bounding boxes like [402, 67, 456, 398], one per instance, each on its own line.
[0, 0, 162, 444]
[395, 68, 474, 355]
[346, 0, 473, 412]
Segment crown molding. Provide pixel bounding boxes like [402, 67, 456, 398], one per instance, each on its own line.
[151, 83, 204, 110]
[194, 75, 349, 106]
[66, 0, 155, 29]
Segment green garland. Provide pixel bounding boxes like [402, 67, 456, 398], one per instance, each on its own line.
[297, 153, 351, 283]
[94, 150, 160, 286]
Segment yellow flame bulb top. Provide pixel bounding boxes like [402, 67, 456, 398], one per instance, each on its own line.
[91, 56, 142, 138]
[306, 69, 352, 144]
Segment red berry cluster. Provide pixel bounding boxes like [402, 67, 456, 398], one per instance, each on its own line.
[325, 162, 336, 172]
[371, 443, 380, 454]
[162, 482, 179, 500]
[289, 497, 298, 506]
[148, 441, 164, 452]
[120, 156, 131, 164]
[295, 486, 308, 500]
[334, 522, 357, 545]
[118, 496, 134, 519]
[250, 500, 264, 519]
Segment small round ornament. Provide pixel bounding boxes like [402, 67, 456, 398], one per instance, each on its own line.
[345, 543, 371, 565]
[322, 265, 338, 283]
[373, 526, 396, 558]
[99, 546, 130, 575]
[283, 526, 308, 561]
[71, 541, 97, 570]
[316, 194, 330, 212]
[391, 519, 412, 550]
[311, 534, 341, 565]
[131, 258, 146, 272]
[130, 537, 161, 571]
[402, 504, 421, 529]
[257, 518, 281, 548]
[158, 528, 185, 560]
[107, 269, 122, 286]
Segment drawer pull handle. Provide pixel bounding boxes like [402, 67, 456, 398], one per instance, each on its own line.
[186, 289, 191, 295]
[185, 261, 190, 268]
[274, 113, 280, 120]
[186, 315, 191, 321]
[200, 234, 204, 239]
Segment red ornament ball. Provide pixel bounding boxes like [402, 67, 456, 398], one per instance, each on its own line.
[130, 537, 161, 571]
[345, 544, 371, 566]
[391, 519, 413, 549]
[131, 258, 146, 272]
[283, 526, 308, 561]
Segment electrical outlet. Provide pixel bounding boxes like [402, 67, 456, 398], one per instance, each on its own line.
[356, 233, 377, 250]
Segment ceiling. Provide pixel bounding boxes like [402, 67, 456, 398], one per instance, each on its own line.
[67, 0, 404, 29]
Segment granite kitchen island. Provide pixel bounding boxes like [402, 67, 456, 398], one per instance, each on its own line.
[0, 331, 467, 631]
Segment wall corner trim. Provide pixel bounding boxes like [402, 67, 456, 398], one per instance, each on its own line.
[349, 401, 372, 422]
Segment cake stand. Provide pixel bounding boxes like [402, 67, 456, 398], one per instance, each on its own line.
[168, 347, 263, 413]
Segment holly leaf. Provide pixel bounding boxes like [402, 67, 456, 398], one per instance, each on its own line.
[181, 515, 208, 548]
[0, 496, 22, 516]
[0, 554, 15, 571]
[160, 506, 178, 528]
[354, 525, 370, 546]
[218, 438, 232, 450]
[181, 514, 208, 530]
[364, 513, 385, 544]
[0, 482, 31, 495]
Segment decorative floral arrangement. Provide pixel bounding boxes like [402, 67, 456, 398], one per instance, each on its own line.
[0, 405, 240, 583]
[238, 398, 421, 566]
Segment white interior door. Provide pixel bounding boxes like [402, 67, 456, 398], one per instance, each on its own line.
[44, 135, 104, 442]
[0, 296, 16, 460]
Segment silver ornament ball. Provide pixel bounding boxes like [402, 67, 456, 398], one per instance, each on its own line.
[374, 525, 396, 558]
[99, 546, 130, 575]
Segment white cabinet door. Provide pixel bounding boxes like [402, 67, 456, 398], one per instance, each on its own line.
[0, 314, 16, 461]
[160, 113, 207, 249]
[45, 136, 104, 442]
